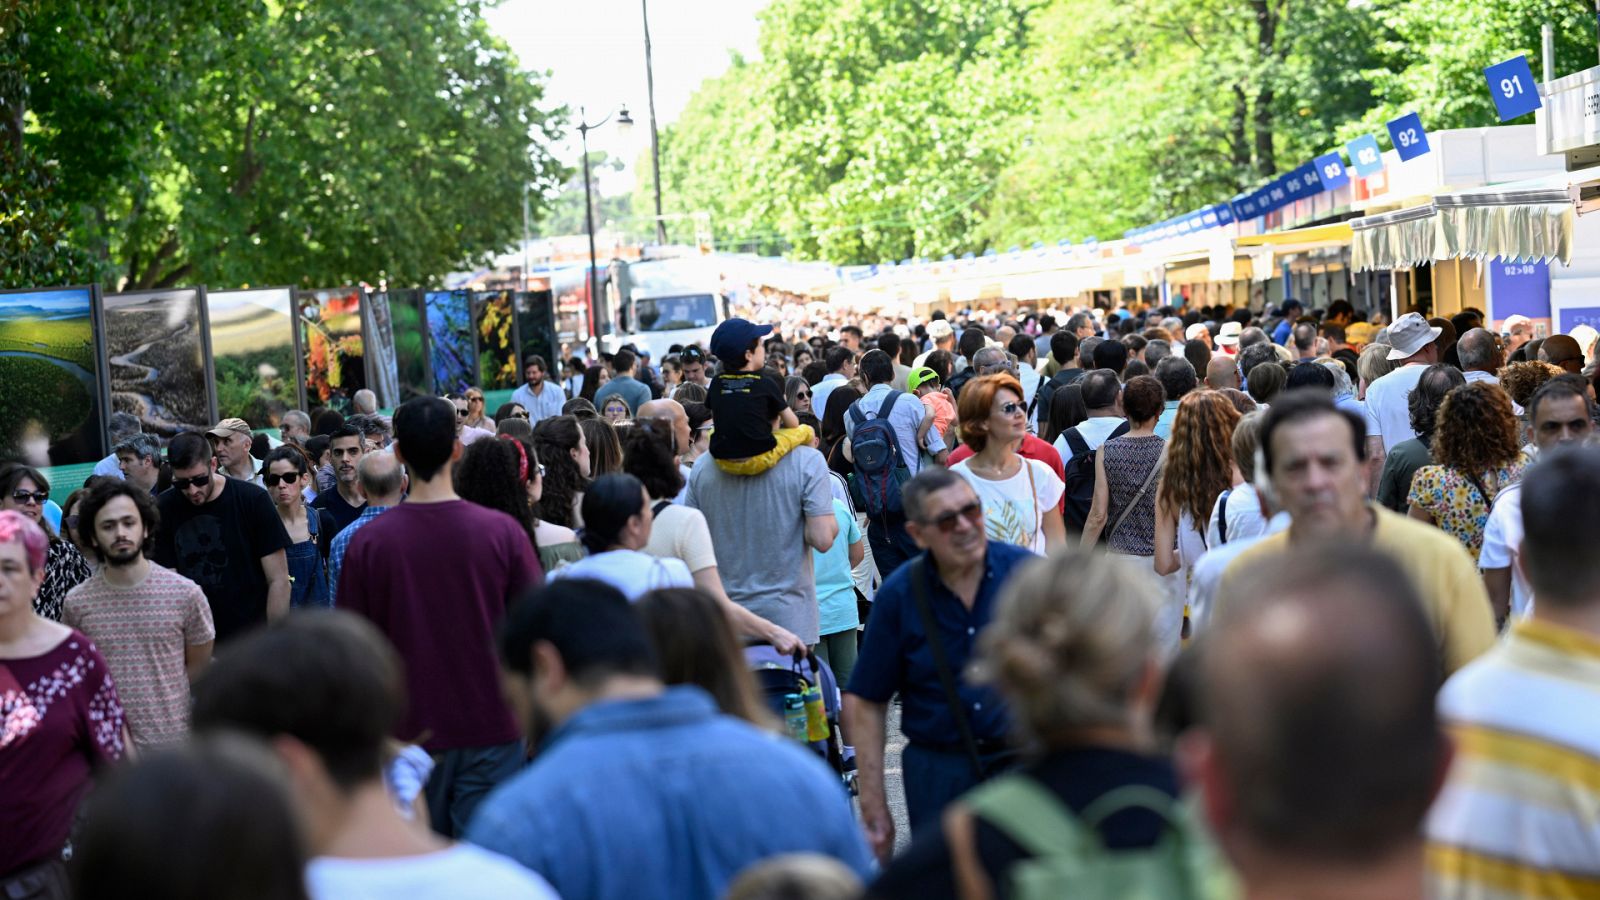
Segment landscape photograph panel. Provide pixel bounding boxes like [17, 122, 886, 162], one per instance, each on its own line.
[299, 289, 366, 413]
[207, 288, 298, 428]
[103, 288, 210, 440]
[0, 288, 105, 465]
[387, 290, 431, 402]
[426, 290, 474, 395]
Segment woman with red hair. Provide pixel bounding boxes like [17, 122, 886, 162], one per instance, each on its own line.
[949, 374, 1065, 554]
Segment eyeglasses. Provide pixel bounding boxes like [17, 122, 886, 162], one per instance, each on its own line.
[997, 401, 1026, 417]
[262, 472, 301, 487]
[9, 489, 47, 505]
[173, 474, 212, 491]
[921, 501, 984, 533]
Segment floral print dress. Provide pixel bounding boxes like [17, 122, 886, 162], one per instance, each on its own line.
[34, 539, 92, 622]
[1407, 460, 1526, 563]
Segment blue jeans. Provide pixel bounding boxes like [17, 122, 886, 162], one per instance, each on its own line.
[866, 515, 919, 581]
[425, 740, 526, 838]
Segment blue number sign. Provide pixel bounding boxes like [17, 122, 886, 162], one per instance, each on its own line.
[1387, 112, 1431, 161]
[1484, 55, 1542, 121]
[1314, 152, 1350, 191]
[1345, 134, 1384, 177]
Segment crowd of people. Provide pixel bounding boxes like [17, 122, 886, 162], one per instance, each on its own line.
[4, 296, 1600, 899]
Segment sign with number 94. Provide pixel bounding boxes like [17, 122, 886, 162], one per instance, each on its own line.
[1484, 55, 1543, 122]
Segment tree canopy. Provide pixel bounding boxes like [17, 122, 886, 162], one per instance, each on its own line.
[2, 0, 566, 290]
[651, 0, 1598, 264]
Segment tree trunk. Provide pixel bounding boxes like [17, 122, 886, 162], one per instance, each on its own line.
[1230, 85, 1250, 173]
[1251, 0, 1278, 178]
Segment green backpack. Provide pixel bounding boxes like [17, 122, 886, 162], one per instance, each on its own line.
[956, 775, 1239, 900]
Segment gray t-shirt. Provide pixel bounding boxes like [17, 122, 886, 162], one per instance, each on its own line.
[686, 446, 833, 644]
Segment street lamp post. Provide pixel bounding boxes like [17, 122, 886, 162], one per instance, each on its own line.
[577, 104, 633, 340]
[641, 0, 666, 246]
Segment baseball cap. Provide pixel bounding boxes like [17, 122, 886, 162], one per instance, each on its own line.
[709, 318, 773, 361]
[1385, 312, 1444, 360]
[1216, 321, 1243, 347]
[927, 320, 955, 341]
[206, 417, 251, 439]
[906, 367, 941, 392]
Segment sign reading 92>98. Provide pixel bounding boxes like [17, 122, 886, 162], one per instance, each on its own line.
[1386, 112, 1430, 161]
[1484, 55, 1542, 122]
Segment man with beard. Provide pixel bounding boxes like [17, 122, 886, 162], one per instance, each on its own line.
[152, 432, 291, 643]
[312, 425, 367, 535]
[64, 479, 214, 750]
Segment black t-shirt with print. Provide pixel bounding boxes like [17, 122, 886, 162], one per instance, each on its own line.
[707, 370, 789, 460]
[153, 476, 293, 643]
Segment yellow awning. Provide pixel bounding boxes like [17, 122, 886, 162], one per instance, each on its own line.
[1234, 222, 1353, 247]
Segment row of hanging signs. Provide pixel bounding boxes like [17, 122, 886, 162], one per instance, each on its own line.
[1127, 54, 1546, 247]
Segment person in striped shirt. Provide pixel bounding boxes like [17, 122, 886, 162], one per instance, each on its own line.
[327, 452, 405, 607]
[1427, 445, 1600, 898]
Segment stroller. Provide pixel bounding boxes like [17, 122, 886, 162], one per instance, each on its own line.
[745, 644, 856, 795]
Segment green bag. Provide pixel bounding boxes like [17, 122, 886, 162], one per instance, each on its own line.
[959, 775, 1239, 900]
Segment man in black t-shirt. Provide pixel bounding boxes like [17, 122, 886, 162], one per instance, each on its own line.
[706, 318, 808, 475]
[311, 425, 367, 535]
[152, 433, 292, 643]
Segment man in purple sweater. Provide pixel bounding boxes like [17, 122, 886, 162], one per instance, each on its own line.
[338, 396, 543, 836]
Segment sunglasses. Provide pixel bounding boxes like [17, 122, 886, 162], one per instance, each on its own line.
[173, 474, 212, 491]
[997, 401, 1026, 417]
[468, 396, 484, 403]
[922, 501, 984, 533]
[10, 489, 47, 505]
[262, 472, 301, 487]
[512, 411, 530, 419]
[456, 408, 469, 417]
[796, 391, 812, 399]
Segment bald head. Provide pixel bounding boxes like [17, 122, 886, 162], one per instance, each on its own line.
[1193, 544, 1443, 866]
[356, 450, 405, 504]
[637, 397, 690, 455]
[1541, 334, 1584, 373]
[1205, 355, 1239, 390]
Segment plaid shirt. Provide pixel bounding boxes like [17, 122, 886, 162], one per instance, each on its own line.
[328, 505, 391, 606]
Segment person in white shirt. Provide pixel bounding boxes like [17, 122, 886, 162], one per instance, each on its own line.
[1007, 333, 1043, 432]
[548, 473, 693, 601]
[1362, 312, 1442, 484]
[509, 356, 567, 425]
[1051, 368, 1126, 460]
[1456, 328, 1503, 387]
[810, 346, 857, 419]
[191, 613, 557, 900]
[93, 412, 144, 479]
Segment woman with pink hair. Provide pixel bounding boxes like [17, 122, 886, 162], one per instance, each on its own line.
[0, 510, 128, 897]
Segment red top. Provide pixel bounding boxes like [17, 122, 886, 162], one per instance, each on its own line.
[337, 500, 542, 751]
[1, 630, 125, 874]
[947, 435, 1068, 513]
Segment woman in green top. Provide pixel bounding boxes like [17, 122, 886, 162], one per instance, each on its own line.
[454, 434, 583, 574]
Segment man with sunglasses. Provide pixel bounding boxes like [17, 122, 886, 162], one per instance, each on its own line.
[152, 432, 292, 644]
[311, 425, 367, 537]
[845, 468, 1035, 864]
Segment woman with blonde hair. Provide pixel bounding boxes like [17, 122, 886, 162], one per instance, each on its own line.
[1154, 390, 1242, 588]
[874, 548, 1223, 896]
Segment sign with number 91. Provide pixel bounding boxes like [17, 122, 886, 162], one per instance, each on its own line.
[1485, 55, 1542, 121]
[1386, 112, 1431, 161]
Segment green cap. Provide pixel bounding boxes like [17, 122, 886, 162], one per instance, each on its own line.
[906, 366, 940, 392]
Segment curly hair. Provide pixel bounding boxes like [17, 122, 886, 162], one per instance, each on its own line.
[579, 416, 623, 478]
[1406, 365, 1465, 438]
[1159, 390, 1242, 525]
[1497, 360, 1565, 409]
[956, 373, 1024, 454]
[620, 421, 684, 500]
[1433, 382, 1522, 477]
[532, 416, 589, 529]
[454, 437, 538, 553]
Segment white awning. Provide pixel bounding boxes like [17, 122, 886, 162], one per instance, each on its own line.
[1350, 165, 1600, 272]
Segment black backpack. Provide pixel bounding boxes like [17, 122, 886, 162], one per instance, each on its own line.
[1060, 420, 1130, 532]
[846, 392, 912, 517]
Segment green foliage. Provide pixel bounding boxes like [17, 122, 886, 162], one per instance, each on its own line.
[658, 0, 1600, 264]
[4, 0, 567, 290]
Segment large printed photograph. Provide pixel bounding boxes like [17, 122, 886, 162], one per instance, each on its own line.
[299, 288, 366, 412]
[207, 288, 300, 427]
[104, 287, 213, 438]
[473, 289, 519, 390]
[0, 287, 106, 465]
[387, 289, 431, 402]
[363, 290, 402, 409]
[425, 289, 474, 395]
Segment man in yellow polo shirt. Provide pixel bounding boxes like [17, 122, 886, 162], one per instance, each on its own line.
[1218, 390, 1495, 675]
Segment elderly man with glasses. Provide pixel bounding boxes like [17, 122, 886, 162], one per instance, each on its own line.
[844, 467, 1038, 864]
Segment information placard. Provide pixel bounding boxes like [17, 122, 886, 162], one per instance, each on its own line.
[1484, 55, 1542, 121]
[1387, 112, 1431, 161]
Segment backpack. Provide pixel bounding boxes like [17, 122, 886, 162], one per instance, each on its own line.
[949, 775, 1238, 900]
[1060, 420, 1130, 531]
[847, 391, 912, 517]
